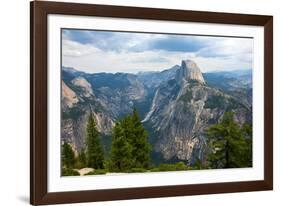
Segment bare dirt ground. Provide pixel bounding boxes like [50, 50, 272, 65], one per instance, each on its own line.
[74, 168, 94, 176]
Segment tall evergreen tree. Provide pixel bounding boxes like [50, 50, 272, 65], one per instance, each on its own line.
[206, 112, 252, 168]
[108, 122, 133, 172]
[129, 108, 151, 168]
[62, 142, 75, 168]
[108, 109, 151, 171]
[121, 114, 135, 145]
[241, 123, 253, 166]
[77, 148, 87, 168]
[86, 112, 104, 169]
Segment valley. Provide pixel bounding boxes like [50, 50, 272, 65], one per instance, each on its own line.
[61, 59, 252, 167]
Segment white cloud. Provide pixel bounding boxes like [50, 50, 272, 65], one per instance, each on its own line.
[62, 39, 101, 57]
[62, 34, 253, 73]
[197, 38, 252, 58]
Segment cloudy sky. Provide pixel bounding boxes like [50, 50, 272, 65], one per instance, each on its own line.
[62, 29, 253, 74]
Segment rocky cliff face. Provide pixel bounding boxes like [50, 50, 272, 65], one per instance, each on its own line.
[176, 60, 205, 84]
[62, 81, 79, 110]
[61, 76, 114, 152]
[61, 59, 252, 164]
[62, 109, 114, 152]
[142, 60, 250, 164]
[71, 76, 94, 98]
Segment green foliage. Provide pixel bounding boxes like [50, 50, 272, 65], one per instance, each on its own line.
[206, 112, 252, 169]
[62, 142, 75, 169]
[192, 158, 204, 170]
[74, 149, 87, 169]
[62, 168, 80, 176]
[150, 167, 161, 172]
[78, 149, 87, 166]
[85, 169, 108, 175]
[159, 162, 188, 171]
[241, 123, 253, 166]
[108, 122, 133, 172]
[127, 168, 148, 173]
[86, 112, 104, 169]
[108, 108, 151, 172]
[129, 108, 151, 168]
[99, 135, 112, 158]
[151, 162, 188, 172]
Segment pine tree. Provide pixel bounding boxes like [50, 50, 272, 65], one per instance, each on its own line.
[206, 112, 252, 168]
[108, 109, 151, 171]
[241, 123, 253, 167]
[62, 142, 75, 168]
[108, 122, 133, 172]
[77, 148, 87, 168]
[86, 112, 104, 169]
[129, 108, 151, 168]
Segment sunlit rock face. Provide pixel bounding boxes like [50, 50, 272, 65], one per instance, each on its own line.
[176, 59, 205, 84]
[61, 60, 252, 165]
[62, 81, 79, 110]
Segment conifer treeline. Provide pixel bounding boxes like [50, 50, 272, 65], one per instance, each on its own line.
[62, 108, 151, 172]
[108, 108, 151, 172]
[62, 110, 252, 174]
[206, 112, 252, 169]
[86, 111, 104, 169]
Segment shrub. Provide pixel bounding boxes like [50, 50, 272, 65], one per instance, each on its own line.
[85, 169, 108, 175]
[74, 161, 85, 169]
[62, 143, 75, 169]
[174, 162, 188, 170]
[62, 168, 80, 176]
[150, 162, 188, 172]
[127, 168, 148, 173]
[150, 167, 160, 172]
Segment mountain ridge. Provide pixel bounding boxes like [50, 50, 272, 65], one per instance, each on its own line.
[61, 59, 252, 165]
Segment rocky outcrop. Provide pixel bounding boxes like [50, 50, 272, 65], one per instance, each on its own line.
[61, 59, 252, 164]
[176, 60, 205, 84]
[143, 60, 250, 164]
[71, 77, 94, 97]
[62, 110, 114, 152]
[62, 81, 79, 110]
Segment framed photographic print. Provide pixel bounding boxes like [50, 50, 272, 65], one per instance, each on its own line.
[30, 1, 273, 205]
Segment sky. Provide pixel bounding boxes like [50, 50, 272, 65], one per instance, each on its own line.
[62, 29, 253, 74]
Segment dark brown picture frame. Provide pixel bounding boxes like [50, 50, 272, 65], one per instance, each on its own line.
[30, 1, 273, 205]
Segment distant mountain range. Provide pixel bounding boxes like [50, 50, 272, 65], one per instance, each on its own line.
[61, 60, 252, 165]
